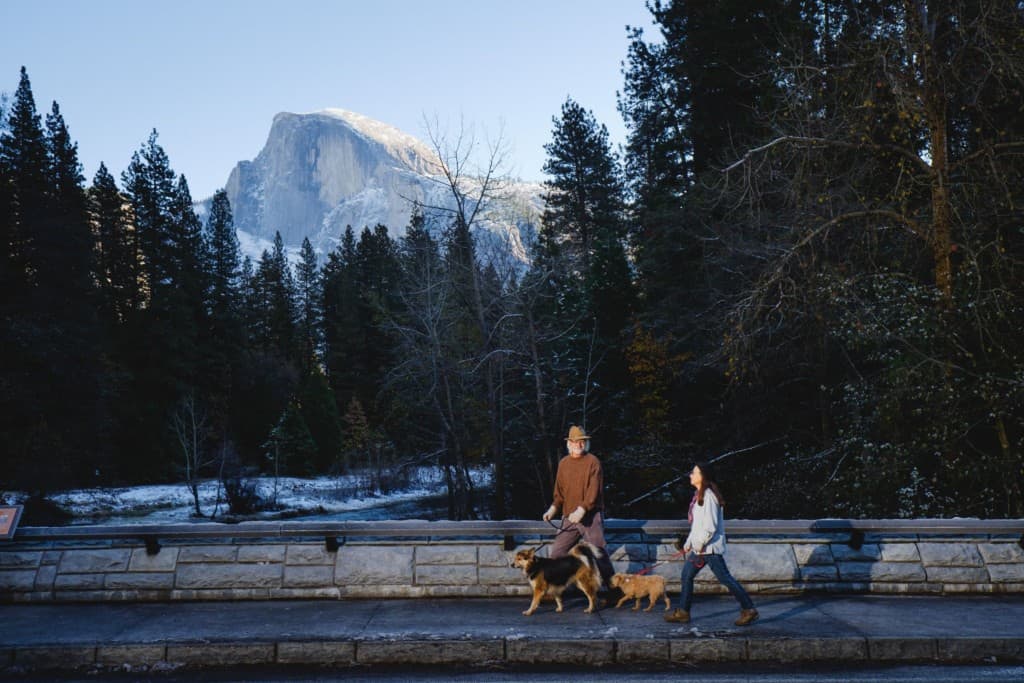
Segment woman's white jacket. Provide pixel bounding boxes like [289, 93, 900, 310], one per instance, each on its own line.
[685, 489, 728, 555]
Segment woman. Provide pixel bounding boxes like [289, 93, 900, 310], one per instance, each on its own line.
[665, 461, 759, 626]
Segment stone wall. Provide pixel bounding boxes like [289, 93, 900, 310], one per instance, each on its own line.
[2, 529, 1022, 602]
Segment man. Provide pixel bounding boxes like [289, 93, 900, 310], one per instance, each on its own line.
[543, 425, 617, 595]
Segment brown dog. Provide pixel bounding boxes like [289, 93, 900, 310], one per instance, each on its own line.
[511, 542, 603, 616]
[610, 572, 671, 612]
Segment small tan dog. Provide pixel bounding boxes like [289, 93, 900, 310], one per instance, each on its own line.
[610, 572, 671, 612]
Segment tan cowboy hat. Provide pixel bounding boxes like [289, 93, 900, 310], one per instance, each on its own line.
[566, 425, 590, 442]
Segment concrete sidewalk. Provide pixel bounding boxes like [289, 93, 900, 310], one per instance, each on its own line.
[1, 595, 1023, 673]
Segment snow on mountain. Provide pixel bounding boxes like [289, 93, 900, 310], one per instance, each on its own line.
[221, 109, 544, 265]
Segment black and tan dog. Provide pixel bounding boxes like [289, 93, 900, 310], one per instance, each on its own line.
[511, 542, 603, 616]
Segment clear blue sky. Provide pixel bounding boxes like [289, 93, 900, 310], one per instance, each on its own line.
[1, 0, 656, 200]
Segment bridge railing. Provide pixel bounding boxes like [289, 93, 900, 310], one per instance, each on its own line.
[12, 517, 1024, 543]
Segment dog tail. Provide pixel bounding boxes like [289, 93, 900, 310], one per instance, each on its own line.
[570, 541, 603, 568]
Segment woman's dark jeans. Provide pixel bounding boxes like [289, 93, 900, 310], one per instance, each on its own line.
[677, 552, 754, 611]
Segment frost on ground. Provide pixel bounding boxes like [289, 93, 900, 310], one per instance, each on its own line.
[2, 466, 493, 525]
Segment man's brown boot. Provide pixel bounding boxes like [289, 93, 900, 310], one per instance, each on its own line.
[664, 608, 690, 623]
[735, 608, 759, 626]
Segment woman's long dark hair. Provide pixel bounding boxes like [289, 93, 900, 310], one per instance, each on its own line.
[694, 461, 726, 507]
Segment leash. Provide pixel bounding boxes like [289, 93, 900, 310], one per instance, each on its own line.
[543, 519, 689, 575]
[525, 519, 575, 551]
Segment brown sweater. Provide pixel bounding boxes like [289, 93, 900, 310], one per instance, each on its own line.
[552, 452, 604, 516]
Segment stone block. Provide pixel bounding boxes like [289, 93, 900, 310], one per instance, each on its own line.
[171, 588, 272, 600]
[836, 562, 926, 582]
[54, 573, 106, 590]
[478, 544, 512, 567]
[416, 545, 477, 565]
[105, 572, 175, 590]
[58, 549, 130, 573]
[937, 637, 1024, 661]
[237, 544, 286, 563]
[0, 551, 42, 568]
[878, 543, 921, 562]
[924, 566, 990, 584]
[129, 547, 179, 572]
[166, 643, 274, 666]
[0, 570, 37, 591]
[285, 545, 336, 565]
[283, 565, 334, 588]
[416, 564, 478, 585]
[270, 587, 341, 599]
[175, 562, 282, 589]
[15, 646, 95, 668]
[942, 582, 992, 594]
[356, 640, 503, 665]
[978, 543, 1024, 565]
[727, 543, 799, 582]
[917, 542, 983, 567]
[868, 638, 937, 660]
[33, 564, 56, 591]
[748, 637, 867, 661]
[792, 544, 834, 566]
[988, 563, 1024, 583]
[800, 565, 839, 582]
[479, 566, 521, 585]
[617, 639, 669, 663]
[96, 645, 166, 666]
[336, 546, 413, 585]
[831, 544, 881, 562]
[276, 641, 355, 664]
[670, 638, 747, 662]
[506, 639, 615, 665]
[177, 545, 237, 563]
[42, 550, 62, 565]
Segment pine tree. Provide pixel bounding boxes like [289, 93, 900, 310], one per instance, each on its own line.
[298, 365, 344, 473]
[540, 97, 634, 441]
[0, 67, 48, 297]
[90, 162, 140, 322]
[119, 132, 206, 480]
[122, 130, 177, 301]
[322, 227, 364, 412]
[295, 237, 322, 369]
[0, 70, 106, 489]
[204, 188, 243, 412]
[253, 232, 297, 360]
[266, 398, 317, 477]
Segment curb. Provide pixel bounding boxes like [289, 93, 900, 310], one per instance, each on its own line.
[4, 636, 1024, 673]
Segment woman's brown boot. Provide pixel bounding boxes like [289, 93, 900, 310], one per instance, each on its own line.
[735, 608, 759, 626]
[664, 608, 690, 623]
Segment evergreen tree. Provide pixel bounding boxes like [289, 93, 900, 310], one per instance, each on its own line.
[298, 366, 344, 473]
[266, 398, 317, 477]
[321, 227, 363, 410]
[204, 188, 243, 417]
[0, 69, 106, 489]
[90, 163, 140, 322]
[205, 189, 241, 328]
[540, 97, 634, 442]
[253, 232, 297, 360]
[295, 236, 322, 369]
[119, 132, 206, 480]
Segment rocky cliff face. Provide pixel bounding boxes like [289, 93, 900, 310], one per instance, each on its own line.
[222, 109, 541, 263]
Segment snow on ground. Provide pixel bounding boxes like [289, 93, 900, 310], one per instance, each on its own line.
[3, 466, 494, 525]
